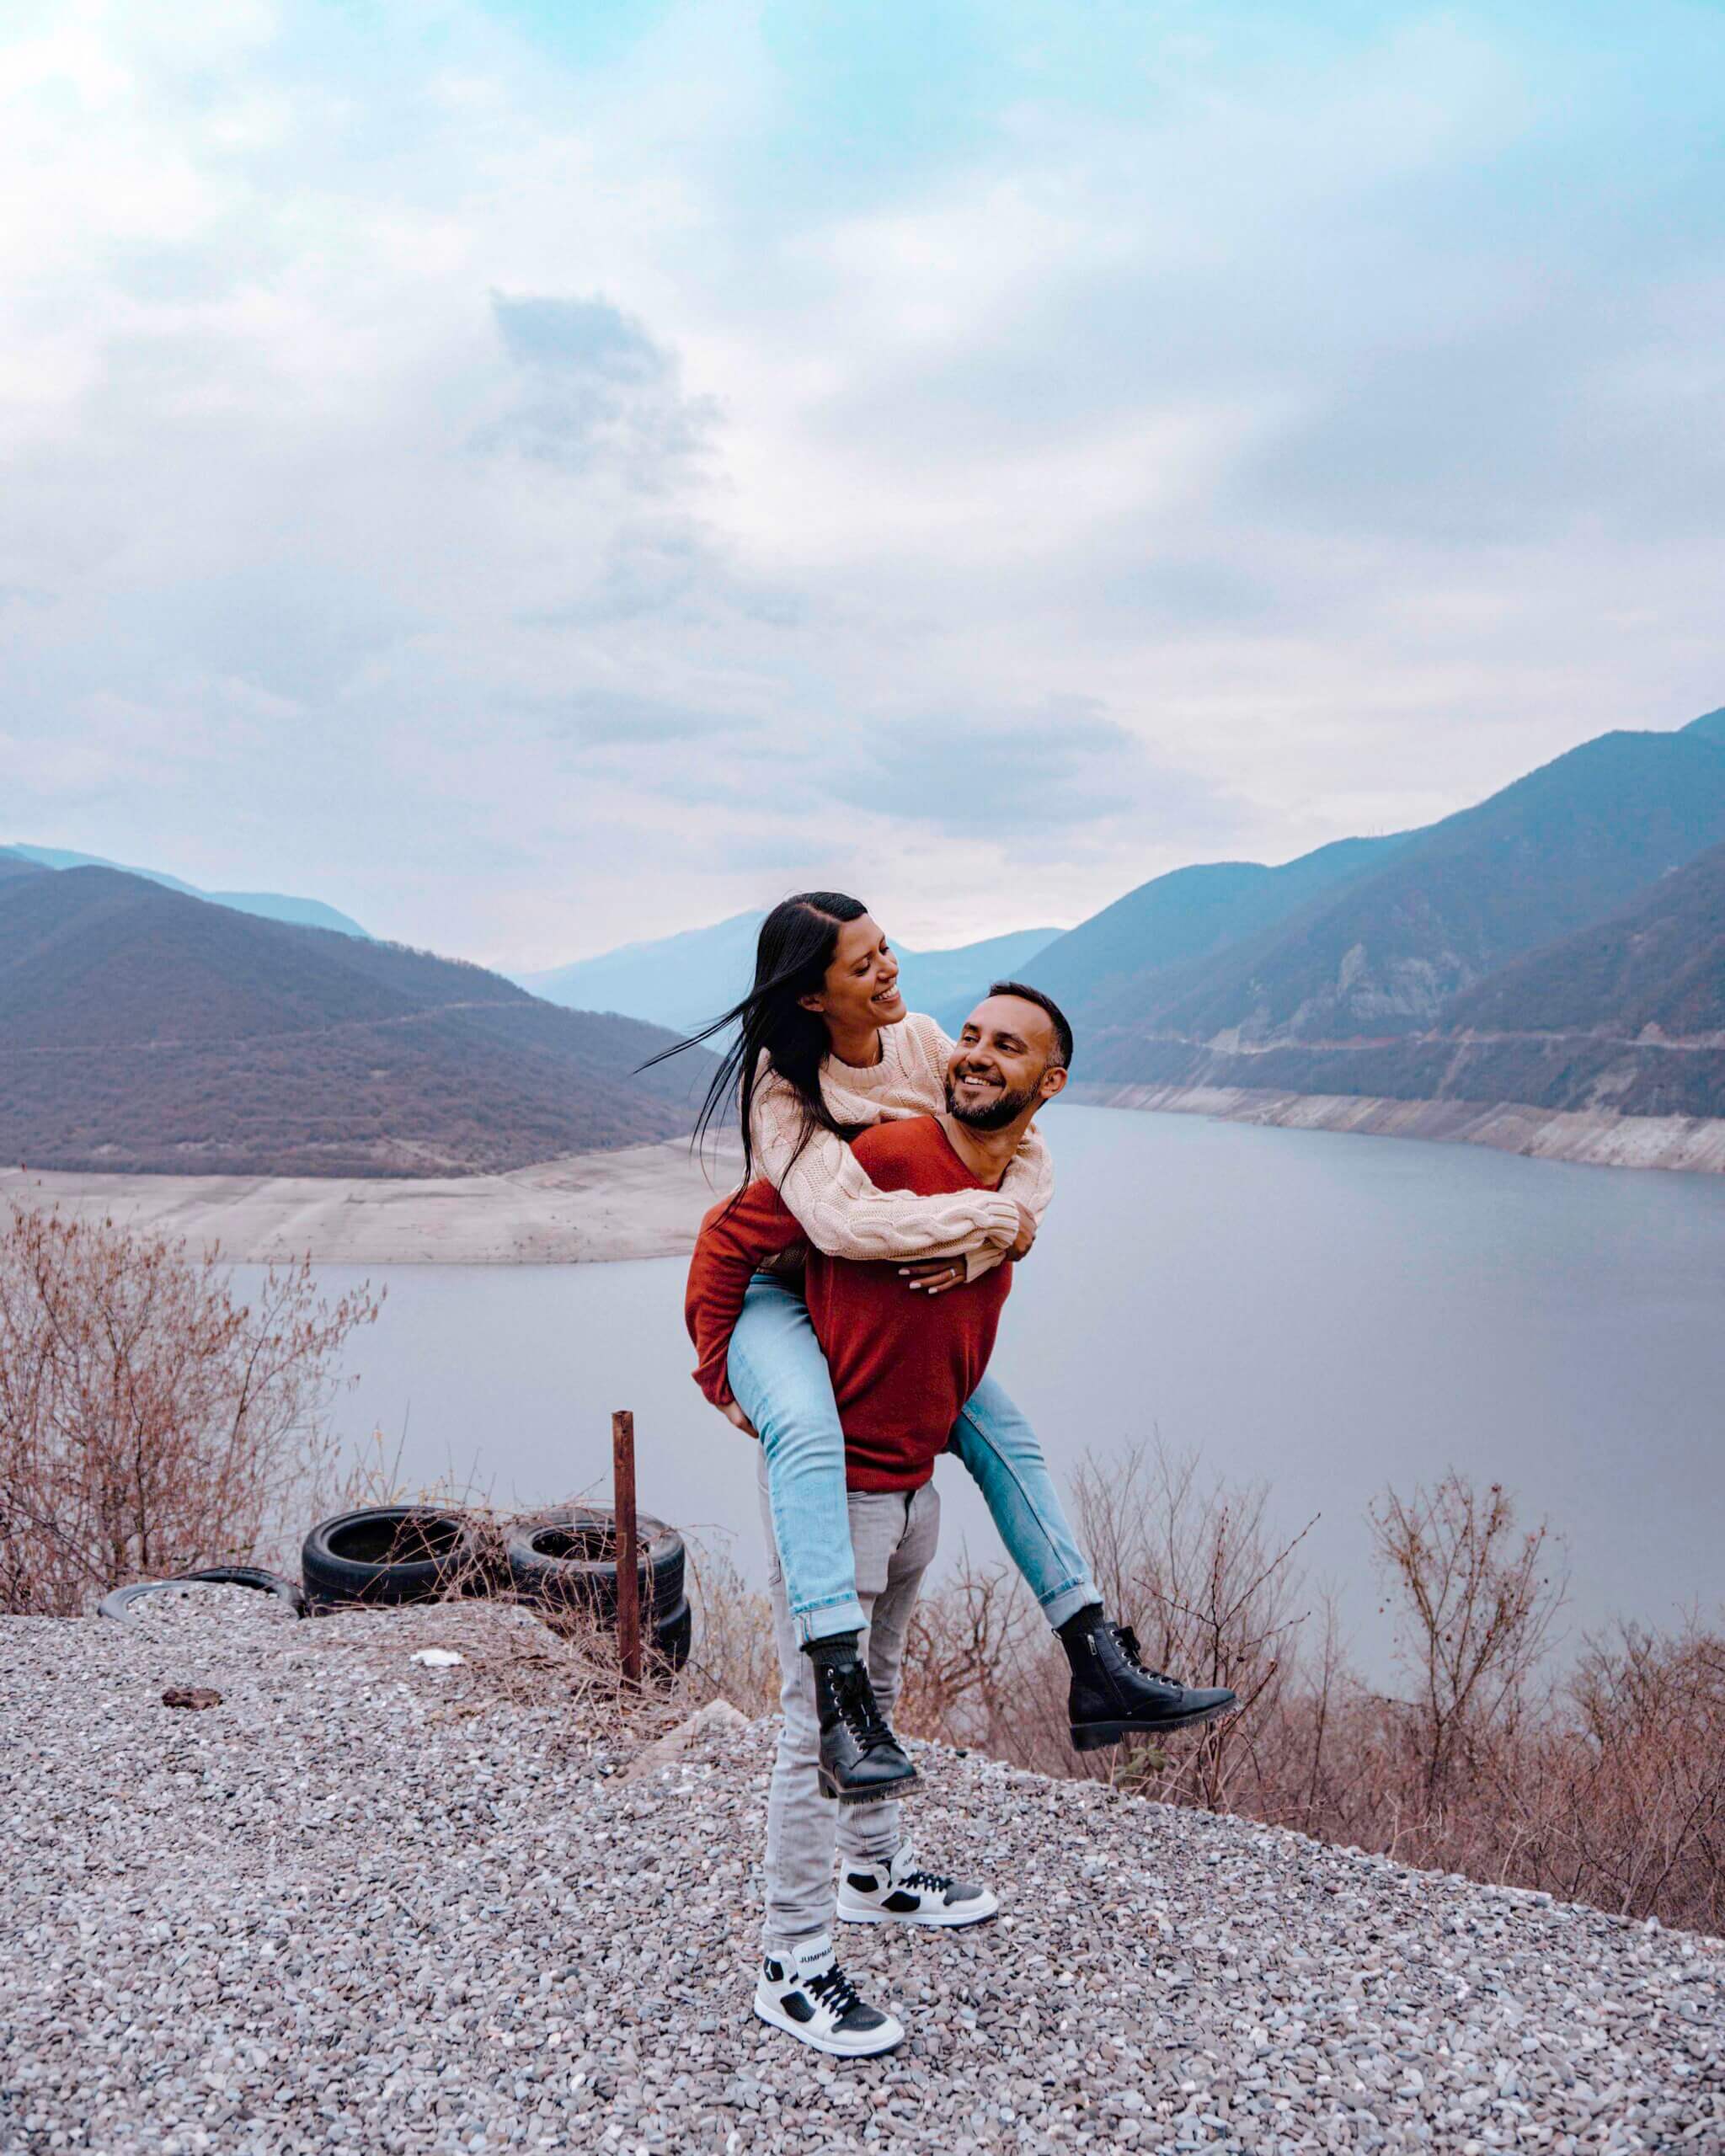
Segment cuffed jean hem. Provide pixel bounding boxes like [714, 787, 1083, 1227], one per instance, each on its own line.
[788, 1590, 867, 1646]
[1038, 1579, 1101, 1630]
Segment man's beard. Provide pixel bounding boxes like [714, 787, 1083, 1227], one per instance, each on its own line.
[944, 1074, 1038, 1130]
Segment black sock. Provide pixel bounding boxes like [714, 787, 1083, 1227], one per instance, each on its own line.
[1055, 1602, 1108, 1670]
[803, 1630, 862, 1668]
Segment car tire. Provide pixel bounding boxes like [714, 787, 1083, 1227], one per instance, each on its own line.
[98, 1566, 307, 1622]
[301, 1506, 475, 1611]
[503, 1505, 686, 1625]
[649, 1595, 694, 1673]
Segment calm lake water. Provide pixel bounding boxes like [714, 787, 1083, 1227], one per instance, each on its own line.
[269, 1106, 1725, 1684]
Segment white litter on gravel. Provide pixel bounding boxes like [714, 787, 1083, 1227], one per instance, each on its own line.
[2, 1588, 1720, 2155]
[411, 1649, 467, 1669]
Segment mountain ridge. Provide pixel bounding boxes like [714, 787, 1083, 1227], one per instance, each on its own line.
[998, 833, 1419, 1034]
[521, 915, 1062, 1036]
[1088, 728, 1725, 1053]
[0, 867, 711, 1177]
[7, 844, 371, 940]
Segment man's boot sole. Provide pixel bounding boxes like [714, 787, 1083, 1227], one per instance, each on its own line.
[817, 1765, 920, 1806]
[1069, 1697, 1236, 1752]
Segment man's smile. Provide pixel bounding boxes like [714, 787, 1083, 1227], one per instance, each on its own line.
[952, 1066, 1002, 1097]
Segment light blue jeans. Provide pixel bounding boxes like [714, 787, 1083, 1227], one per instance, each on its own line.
[726, 1271, 1099, 1644]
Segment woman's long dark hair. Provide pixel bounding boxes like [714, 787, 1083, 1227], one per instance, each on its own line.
[638, 891, 869, 1189]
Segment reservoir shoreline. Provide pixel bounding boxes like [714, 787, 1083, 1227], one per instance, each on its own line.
[8, 1090, 1725, 1270]
[1066, 1082, 1725, 1176]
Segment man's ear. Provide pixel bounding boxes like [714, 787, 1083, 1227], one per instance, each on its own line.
[1039, 1065, 1069, 1102]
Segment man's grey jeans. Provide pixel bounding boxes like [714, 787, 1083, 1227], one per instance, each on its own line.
[756, 1448, 939, 1952]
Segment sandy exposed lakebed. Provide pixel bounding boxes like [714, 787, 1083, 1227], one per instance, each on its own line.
[0, 1139, 740, 1266]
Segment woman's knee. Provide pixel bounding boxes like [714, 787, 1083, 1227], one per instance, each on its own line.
[752, 1396, 846, 1473]
[954, 1374, 1041, 1459]
[729, 1294, 839, 1433]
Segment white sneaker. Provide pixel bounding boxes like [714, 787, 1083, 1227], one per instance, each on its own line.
[752, 1933, 905, 2058]
[836, 1839, 1000, 1928]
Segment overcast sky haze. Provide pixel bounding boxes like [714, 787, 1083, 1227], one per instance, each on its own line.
[3, 1, 1722, 969]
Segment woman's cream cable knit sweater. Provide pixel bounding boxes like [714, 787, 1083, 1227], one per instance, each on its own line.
[747, 1011, 1054, 1276]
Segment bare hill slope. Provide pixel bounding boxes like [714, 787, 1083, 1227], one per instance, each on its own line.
[0, 868, 711, 1177]
[1137, 729, 1725, 1047]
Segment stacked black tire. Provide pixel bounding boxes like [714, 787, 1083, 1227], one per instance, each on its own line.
[501, 1506, 692, 1670]
[299, 1502, 692, 1671]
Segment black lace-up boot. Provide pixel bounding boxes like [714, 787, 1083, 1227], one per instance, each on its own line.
[1060, 1604, 1237, 1752]
[805, 1635, 918, 1804]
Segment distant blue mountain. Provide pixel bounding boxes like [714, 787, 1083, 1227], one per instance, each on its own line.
[7, 846, 371, 939]
[1683, 705, 1725, 744]
[893, 926, 1066, 1017]
[518, 915, 1063, 1036]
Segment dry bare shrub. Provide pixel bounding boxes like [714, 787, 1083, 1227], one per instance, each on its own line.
[1071, 1443, 1314, 1809]
[1465, 1618, 1725, 1932]
[1370, 1472, 1566, 1800]
[890, 1449, 1723, 1933]
[0, 1203, 378, 1614]
[894, 1441, 1315, 1815]
[898, 1559, 1044, 1754]
[679, 1542, 782, 1718]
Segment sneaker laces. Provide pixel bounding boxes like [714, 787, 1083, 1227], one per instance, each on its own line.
[900, 1868, 954, 1896]
[805, 1962, 863, 2018]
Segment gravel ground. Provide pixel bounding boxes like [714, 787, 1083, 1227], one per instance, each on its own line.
[3, 1588, 1720, 2156]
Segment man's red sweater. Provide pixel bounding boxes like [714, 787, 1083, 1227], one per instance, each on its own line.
[685, 1117, 1012, 1494]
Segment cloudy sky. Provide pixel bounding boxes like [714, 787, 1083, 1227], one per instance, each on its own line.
[3, 1, 1722, 967]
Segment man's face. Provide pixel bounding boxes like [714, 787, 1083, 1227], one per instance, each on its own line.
[944, 995, 1066, 1129]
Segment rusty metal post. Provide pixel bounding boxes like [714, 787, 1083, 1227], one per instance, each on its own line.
[612, 1408, 642, 1688]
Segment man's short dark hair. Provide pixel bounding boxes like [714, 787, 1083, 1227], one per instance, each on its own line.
[986, 980, 1073, 1070]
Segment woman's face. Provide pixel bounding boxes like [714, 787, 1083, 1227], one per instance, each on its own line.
[801, 913, 905, 1036]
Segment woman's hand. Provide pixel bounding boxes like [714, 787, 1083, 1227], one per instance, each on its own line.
[900, 1201, 1039, 1294]
[899, 1256, 967, 1296]
[720, 1399, 759, 1438]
